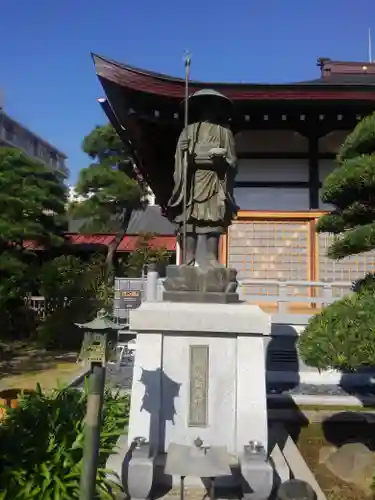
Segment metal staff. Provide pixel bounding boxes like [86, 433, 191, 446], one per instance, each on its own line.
[182, 52, 191, 264]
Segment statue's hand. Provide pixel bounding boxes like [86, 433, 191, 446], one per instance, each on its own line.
[209, 147, 227, 158]
[179, 138, 190, 152]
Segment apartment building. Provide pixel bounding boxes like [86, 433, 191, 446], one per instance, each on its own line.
[0, 107, 68, 176]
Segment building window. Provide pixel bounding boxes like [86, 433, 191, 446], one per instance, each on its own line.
[38, 147, 48, 162]
[49, 151, 58, 166]
[5, 124, 15, 143]
[25, 135, 35, 155]
[234, 186, 310, 211]
[33, 139, 39, 157]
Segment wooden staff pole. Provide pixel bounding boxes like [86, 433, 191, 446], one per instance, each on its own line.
[182, 52, 191, 264]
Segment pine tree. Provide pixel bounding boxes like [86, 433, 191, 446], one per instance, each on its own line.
[317, 112, 375, 259]
[0, 147, 67, 304]
[71, 124, 148, 281]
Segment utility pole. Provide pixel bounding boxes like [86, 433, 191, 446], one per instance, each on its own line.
[369, 28, 373, 63]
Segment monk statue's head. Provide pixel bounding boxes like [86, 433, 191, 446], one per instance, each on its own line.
[186, 89, 233, 126]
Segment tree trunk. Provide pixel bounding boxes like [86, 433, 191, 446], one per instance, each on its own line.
[105, 209, 133, 284]
[106, 230, 125, 284]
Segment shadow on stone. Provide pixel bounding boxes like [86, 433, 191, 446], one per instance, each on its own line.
[123, 367, 181, 497]
[322, 411, 375, 450]
[266, 324, 300, 394]
[339, 370, 375, 407]
[276, 479, 316, 500]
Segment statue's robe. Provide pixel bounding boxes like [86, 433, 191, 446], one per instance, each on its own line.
[168, 121, 238, 235]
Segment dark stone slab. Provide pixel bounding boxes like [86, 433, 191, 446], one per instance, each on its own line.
[163, 291, 239, 303]
[277, 479, 316, 500]
[163, 265, 238, 304]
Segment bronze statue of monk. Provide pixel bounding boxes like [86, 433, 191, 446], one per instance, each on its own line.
[167, 89, 238, 267]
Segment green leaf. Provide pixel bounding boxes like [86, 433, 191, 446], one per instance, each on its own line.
[317, 112, 375, 261]
[298, 291, 375, 371]
[0, 387, 130, 499]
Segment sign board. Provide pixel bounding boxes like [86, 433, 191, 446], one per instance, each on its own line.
[188, 345, 209, 427]
[114, 278, 146, 325]
[119, 289, 142, 310]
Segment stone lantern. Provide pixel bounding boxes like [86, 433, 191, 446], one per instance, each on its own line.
[75, 310, 122, 500]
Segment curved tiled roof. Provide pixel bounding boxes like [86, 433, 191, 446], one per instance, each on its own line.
[126, 206, 174, 235]
[93, 53, 375, 102]
[91, 54, 375, 207]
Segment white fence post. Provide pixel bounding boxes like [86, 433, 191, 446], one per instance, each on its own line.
[145, 264, 159, 302]
[322, 284, 333, 307]
[278, 283, 288, 314]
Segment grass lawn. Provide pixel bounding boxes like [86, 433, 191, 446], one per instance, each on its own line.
[291, 416, 375, 500]
[0, 341, 82, 392]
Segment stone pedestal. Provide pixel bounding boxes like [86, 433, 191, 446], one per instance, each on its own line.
[163, 265, 239, 303]
[120, 301, 273, 497]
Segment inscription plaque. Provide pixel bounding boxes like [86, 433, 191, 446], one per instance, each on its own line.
[188, 345, 209, 427]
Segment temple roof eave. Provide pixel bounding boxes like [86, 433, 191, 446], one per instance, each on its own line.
[92, 53, 375, 102]
[92, 53, 375, 208]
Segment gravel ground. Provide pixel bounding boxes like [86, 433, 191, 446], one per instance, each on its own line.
[76, 362, 134, 391]
[105, 363, 134, 391]
[267, 382, 375, 397]
[77, 363, 375, 399]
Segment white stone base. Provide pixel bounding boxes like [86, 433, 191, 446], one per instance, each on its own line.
[127, 302, 271, 457]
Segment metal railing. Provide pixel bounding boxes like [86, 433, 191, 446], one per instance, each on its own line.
[239, 279, 352, 326]
[239, 279, 352, 312]
[26, 278, 353, 326]
[25, 296, 47, 318]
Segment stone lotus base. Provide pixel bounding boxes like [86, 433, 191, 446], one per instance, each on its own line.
[163, 265, 239, 303]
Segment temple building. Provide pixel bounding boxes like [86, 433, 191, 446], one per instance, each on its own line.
[92, 55, 375, 285]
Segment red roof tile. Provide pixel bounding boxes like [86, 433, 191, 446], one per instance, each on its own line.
[117, 235, 176, 251]
[68, 234, 116, 246]
[22, 234, 176, 252]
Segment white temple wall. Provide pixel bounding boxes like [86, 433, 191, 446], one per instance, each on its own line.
[236, 158, 308, 183]
[235, 130, 308, 154]
[235, 187, 309, 211]
[235, 159, 309, 210]
[226, 128, 375, 286]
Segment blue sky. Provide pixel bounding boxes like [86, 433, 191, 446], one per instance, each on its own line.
[1, 0, 374, 182]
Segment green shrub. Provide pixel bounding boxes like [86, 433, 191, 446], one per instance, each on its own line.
[316, 112, 375, 260]
[352, 272, 375, 294]
[39, 255, 86, 301]
[0, 300, 38, 340]
[0, 385, 129, 499]
[298, 291, 375, 372]
[36, 255, 114, 349]
[126, 232, 171, 277]
[36, 310, 85, 350]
